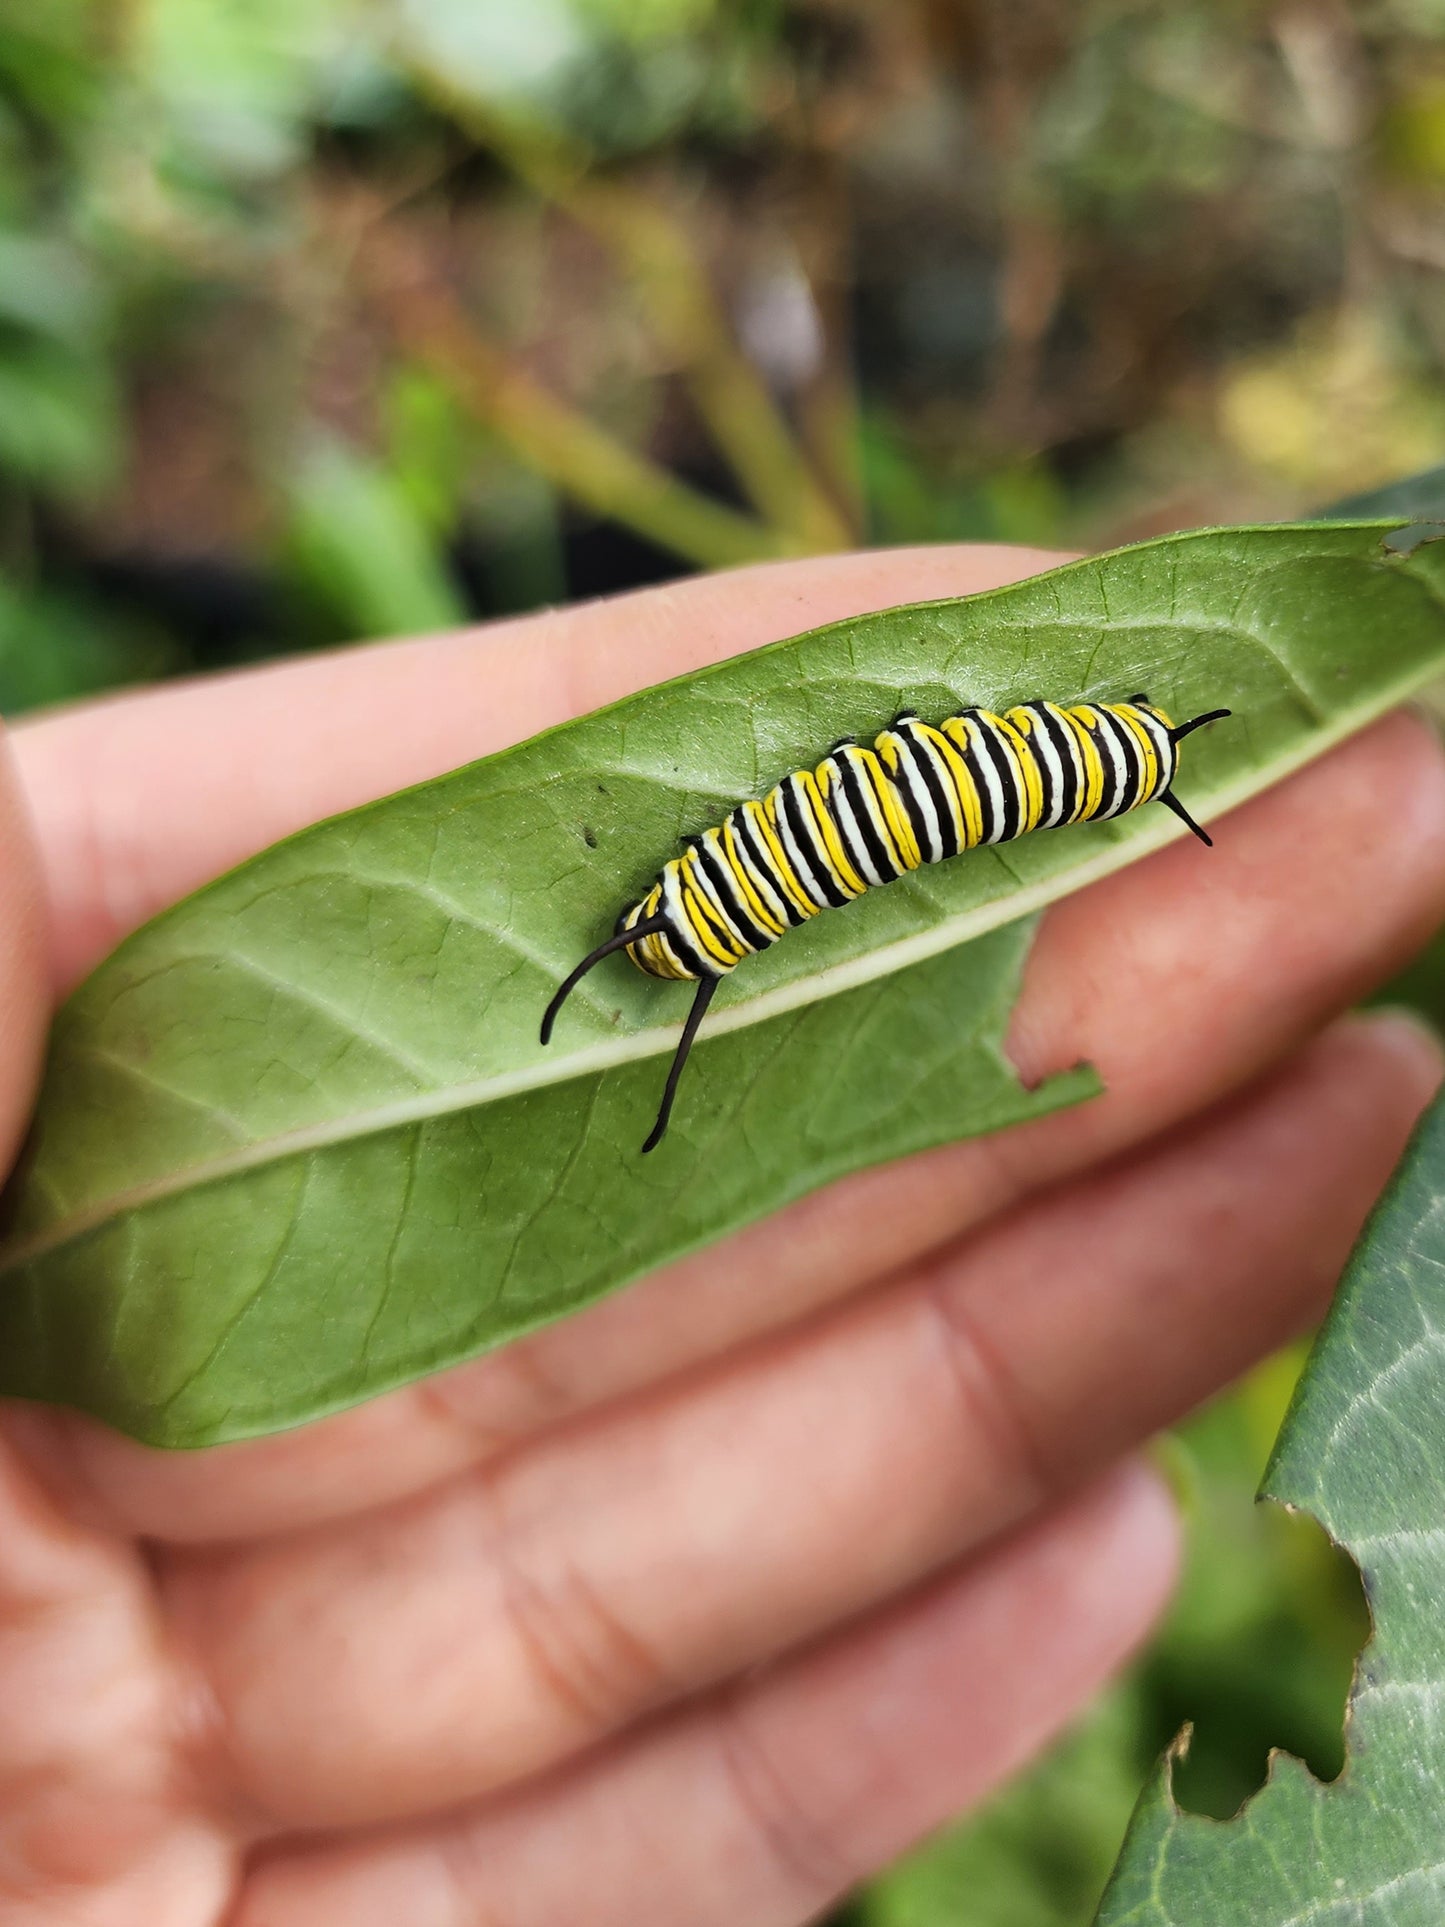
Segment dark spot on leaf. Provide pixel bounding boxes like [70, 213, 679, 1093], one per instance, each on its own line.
[581, 825, 598, 849]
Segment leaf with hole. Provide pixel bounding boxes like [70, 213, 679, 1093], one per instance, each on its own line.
[1095, 1085, 1445, 1924]
[1, 520, 1444, 1445]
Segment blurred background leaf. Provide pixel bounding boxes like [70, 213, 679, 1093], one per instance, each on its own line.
[280, 433, 466, 635]
[8, 0, 1445, 644]
[21, 0, 1445, 681]
[2, 0, 1445, 1917]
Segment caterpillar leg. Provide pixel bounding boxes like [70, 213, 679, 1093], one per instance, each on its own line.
[540, 915, 670, 1046]
[642, 974, 718, 1154]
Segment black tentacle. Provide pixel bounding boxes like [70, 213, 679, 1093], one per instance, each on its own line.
[540, 915, 669, 1046]
[1168, 707, 1232, 744]
[1158, 789, 1213, 847]
[641, 975, 718, 1154]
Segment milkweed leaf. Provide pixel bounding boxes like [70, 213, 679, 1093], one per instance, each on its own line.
[1095, 1087, 1445, 1924]
[2, 520, 1445, 1444]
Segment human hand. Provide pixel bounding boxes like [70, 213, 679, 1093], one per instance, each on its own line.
[0, 546, 1442, 1925]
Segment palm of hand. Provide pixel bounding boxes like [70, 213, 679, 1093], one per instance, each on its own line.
[1, 547, 1441, 1926]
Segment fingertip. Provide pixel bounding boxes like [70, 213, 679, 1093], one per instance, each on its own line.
[1332, 1005, 1445, 1101]
[1089, 1457, 1183, 1628]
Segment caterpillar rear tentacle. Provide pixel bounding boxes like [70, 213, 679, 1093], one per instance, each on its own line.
[1157, 708, 1232, 846]
[541, 697, 1231, 1151]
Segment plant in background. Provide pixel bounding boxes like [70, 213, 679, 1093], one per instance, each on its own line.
[8, 1, 1445, 664]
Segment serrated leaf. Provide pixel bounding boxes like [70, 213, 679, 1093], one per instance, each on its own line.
[1095, 1086, 1445, 1926]
[2, 520, 1444, 1446]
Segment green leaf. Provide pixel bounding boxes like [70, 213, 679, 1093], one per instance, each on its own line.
[137, 0, 348, 180]
[0, 576, 171, 711]
[0, 343, 121, 496]
[281, 436, 466, 638]
[0, 229, 104, 346]
[1, 520, 1444, 1446]
[1315, 463, 1445, 523]
[1095, 1085, 1445, 1925]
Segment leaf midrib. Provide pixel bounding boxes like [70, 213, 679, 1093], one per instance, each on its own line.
[6, 655, 1438, 1278]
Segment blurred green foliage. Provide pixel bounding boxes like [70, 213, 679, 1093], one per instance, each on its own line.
[12, 0, 1445, 682]
[2, 2, 1444, 1920]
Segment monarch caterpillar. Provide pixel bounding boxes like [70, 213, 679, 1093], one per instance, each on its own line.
[541, 695, 1230, 1151]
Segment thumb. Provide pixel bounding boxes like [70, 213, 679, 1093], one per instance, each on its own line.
[0, 724, 56, 1172]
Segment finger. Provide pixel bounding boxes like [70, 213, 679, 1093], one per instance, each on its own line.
[15, 710, 1445, 1545]
[13, 545, 1065, 992]
[235, 1464, 1178, 1927]
[0, 1430, 236, 1917]
[0, 732, 50, 1172]
[160, 1012, 1435, 1828]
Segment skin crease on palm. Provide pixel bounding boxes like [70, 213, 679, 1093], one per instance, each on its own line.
[0, 550, 1438, 1925]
